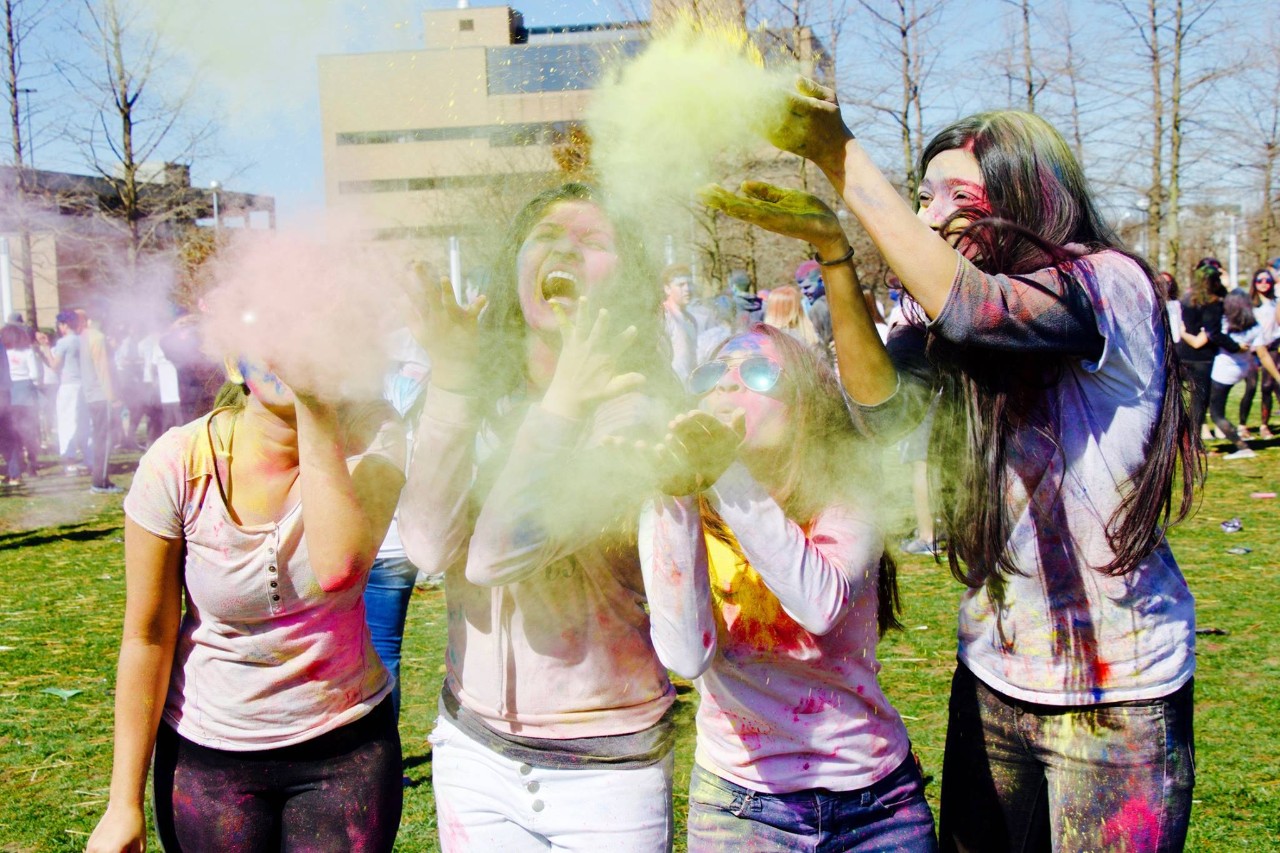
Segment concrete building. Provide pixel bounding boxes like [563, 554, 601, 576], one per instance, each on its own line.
[317, 0, 827, 282]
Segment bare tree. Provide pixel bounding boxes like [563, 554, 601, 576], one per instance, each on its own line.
[2, 0, 51, 328]
[843, 0, 950, 196]
[56, 0, 216, 286]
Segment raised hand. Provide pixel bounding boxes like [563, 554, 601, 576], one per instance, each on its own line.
[700, 181, 849, 258]
[766, 76, 853, 172]
[648, 409, 745, 496]
[405, 261, 486, 392]
[541, 304, 645, 421]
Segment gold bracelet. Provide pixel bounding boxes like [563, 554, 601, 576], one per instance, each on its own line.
[814, 245, 855, 266]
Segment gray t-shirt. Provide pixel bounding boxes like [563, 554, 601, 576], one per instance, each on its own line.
[52, 333, 82, 385]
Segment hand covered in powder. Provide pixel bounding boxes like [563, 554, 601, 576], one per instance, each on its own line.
[700, 182, 850, 260]
[767, 76, 853, 170]
[645, 409, 745, 496]
[406, 262, 486, 393]
[542, 303, 645, 421]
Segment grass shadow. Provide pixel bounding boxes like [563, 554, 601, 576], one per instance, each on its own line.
[0, 520, 122, 549]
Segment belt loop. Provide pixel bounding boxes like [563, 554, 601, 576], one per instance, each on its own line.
[732, 791, 754, 818]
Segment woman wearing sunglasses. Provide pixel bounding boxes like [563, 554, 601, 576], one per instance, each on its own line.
[639, 323, 935, 851]
[1237, 268, 1280, 438]
[704, 100, 1198, 851]
[399, 183, 679, 851]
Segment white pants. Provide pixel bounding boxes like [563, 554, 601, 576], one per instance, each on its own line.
[428, 716, 673, 852]
[56, 383, 82, 458]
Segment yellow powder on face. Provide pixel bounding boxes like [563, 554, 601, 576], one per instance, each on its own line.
[586, 14, 794, 224]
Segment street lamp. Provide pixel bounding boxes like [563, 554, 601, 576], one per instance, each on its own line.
[210, 180, 221, 233]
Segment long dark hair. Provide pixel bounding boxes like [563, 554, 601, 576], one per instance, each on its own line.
[1249, 267, 1276, 307]
[1223, 290, 1257, 334]
[918, 111, 1201, 586]
[700, 324, 902, 635]
[478, 182, 670, 409]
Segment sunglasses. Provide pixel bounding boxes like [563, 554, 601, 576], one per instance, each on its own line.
[689, 356, 784, 396]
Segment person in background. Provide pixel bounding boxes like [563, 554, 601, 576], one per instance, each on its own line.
[1207, 290, 1280, 460]
[1159, 271, 1183, 342]
[1, 323, 42, 485]
[662, 263, 699, 382]
[160, 312, 222, 423]
[794, 259, 834, 352]
[36, 311, 89, 476]
[78, 308, 121, 494]
[728, 269, 763, 328]
[365, 327, 432, 721]
[1237, 268, 1279, 439]
[1177, 261, 1237, 441]
[763, 284, 821, 349]
[113, 324, 148, 451]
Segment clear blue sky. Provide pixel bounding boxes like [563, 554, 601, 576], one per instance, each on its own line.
[30, 2, 647, 227]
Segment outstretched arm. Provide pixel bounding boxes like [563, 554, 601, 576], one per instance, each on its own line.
[87, 522, 184, 853]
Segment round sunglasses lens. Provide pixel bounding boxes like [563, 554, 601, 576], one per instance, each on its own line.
[689, 362, 727, 395]
[739, 358, 781, 394]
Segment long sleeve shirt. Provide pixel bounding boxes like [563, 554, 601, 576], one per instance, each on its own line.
[399, 386, 674, 740]
[851, 250, 1194, 706]
[640, 463, 910, 793]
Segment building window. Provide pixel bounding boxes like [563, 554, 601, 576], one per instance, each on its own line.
[336, 121, 577, 148]
[338, 171, 545, 195]
[459, 19, 474, 31]
[486, 39, 645, 95]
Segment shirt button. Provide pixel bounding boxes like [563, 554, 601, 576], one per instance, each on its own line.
[268, 566, 277, 573]
[268, 547, 275, 554]
[269, 581, 278, 588]
[526, 781, 540, 793]
[518, 763, 532, 776]
[531, 799, 544, 812]
[271, 594, 280, 602]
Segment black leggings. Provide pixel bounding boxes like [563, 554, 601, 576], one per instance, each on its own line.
[1238, 354, 1279, 426]
[1209, 381, 1246, 449]
[153, 697, 402, 852]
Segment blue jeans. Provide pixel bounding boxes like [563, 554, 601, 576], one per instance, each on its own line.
[687, 758, 938, 852]
[363, 556, 417, 718]
[939, 664, 1194, 853]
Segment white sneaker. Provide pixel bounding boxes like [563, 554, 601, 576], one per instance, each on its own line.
[1224, 448, 1257, 460]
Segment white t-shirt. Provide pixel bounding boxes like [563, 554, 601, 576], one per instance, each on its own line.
[124, 407, 402, 750]
[6, 347, 40, 384]
[1211, 324, 1264, 386]
[148, 342, 181, 404]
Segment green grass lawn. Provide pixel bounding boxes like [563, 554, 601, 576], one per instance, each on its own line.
[1, 428, 1277, 851]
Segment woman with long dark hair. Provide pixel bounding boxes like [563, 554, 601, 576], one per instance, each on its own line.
[640, 323, 934, 850]
[1237, 267, 1279, 437]
[1178, 260, 1239, 440]
[399, 183, 680, 851]
[706, 97, 1199, 851]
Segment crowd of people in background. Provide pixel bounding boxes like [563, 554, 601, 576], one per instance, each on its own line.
[0, 307, 223, 493]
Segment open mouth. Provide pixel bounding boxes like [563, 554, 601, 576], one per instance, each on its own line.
[540, 270, 579, 306]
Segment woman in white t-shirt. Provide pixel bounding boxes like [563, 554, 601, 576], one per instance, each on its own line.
[640, 324, 935, 850]
[1, 323, 42, 483]
[1208, 290, 1280, 459]
[1236, 268, 1280, 438]
[87, 359, 406, 853]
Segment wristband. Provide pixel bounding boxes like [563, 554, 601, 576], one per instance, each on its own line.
[814, 245, 855, 266]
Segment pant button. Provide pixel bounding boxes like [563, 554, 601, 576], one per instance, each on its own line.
[526, 781, 540, 793]
[518, 763, 533, 776]
[531, 800, 545, 812]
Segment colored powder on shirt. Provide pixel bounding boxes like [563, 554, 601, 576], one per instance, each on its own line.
[704, 529, 817, 656]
